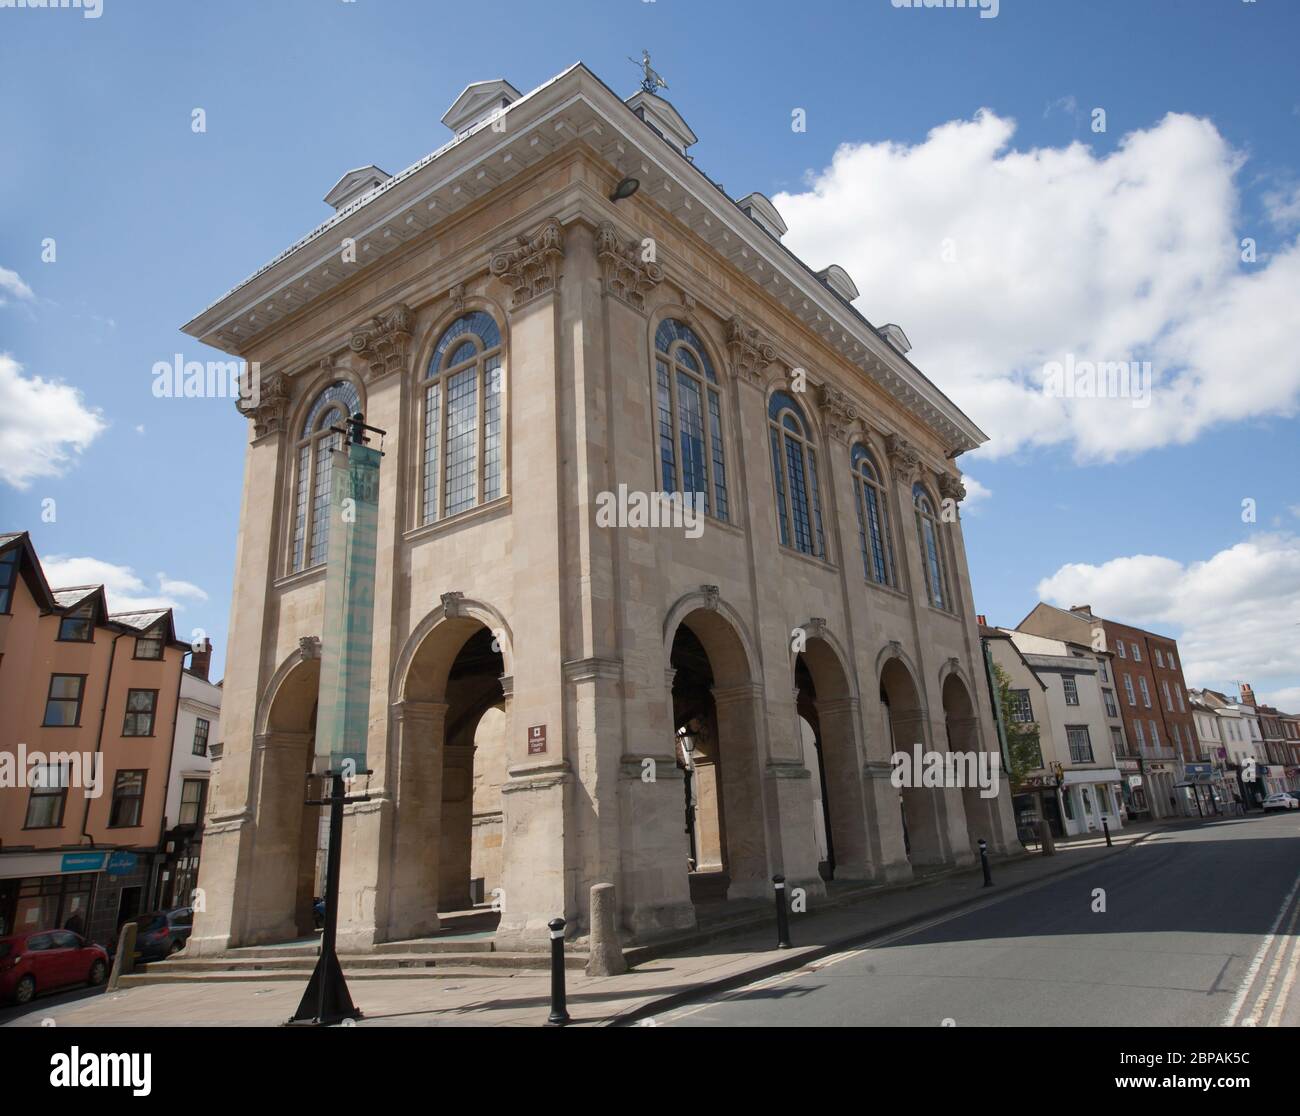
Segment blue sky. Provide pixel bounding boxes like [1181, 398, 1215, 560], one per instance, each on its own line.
[1, 0, 1297, 702]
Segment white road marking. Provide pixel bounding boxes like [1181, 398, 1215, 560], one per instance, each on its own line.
[1223, 868, 1300, 1027]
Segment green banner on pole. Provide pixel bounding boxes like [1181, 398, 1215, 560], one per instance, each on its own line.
[315, 440, 381, 777]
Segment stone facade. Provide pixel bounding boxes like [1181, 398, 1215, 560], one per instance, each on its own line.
[181, 65, 1016, 955]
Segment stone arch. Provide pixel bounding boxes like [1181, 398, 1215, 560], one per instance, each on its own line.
[880, 654, 950, 867]
[793, 625, 872, 880]
[384, 595, 512, 940]
[665, 591, 769, 902]
[392, 595, 514, 703]
[662, 587, 759, 688]
[245, 648, 323, 942]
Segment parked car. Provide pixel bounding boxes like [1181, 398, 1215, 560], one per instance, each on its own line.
[1262, 792, 1299, 813]
[127, 907, 194, 962]
[0, 930, 109, 1005]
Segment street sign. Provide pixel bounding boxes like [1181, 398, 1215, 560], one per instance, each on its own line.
[528, 724, 547, 755]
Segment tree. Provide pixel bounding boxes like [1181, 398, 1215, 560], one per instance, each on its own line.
[991, 663, 1044, 788]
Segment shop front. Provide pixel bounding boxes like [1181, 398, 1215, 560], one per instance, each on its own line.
[1176, 762, 1221, 816]
[1060, 769, 1124, 836]
[0, 851, 105, 940]
[1118, 760, 1148, 820]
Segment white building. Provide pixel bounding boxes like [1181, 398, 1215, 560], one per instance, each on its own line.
[990, 628, 1124, 838]
[156, 641, 220, 909]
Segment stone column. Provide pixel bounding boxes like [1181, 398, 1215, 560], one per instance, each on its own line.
[382, 700, 446, 941]
[714, 683, 792, 900]
[241, 730, 312, 945]
[863, 761, 913, 882]
[814, 696, 874, 879]
[495, 231, 572, 949]
[616, 666, 696, 939]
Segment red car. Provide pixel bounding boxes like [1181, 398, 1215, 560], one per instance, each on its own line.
[0, 930, 109, 1005]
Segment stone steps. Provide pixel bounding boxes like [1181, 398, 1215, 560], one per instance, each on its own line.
[121, 949, 587, 985]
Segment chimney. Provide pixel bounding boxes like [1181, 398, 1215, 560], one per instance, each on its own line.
[190, 638, 213, 681]
[976, 614, 988, 627]
[1240, 683, 1256, 707]
[1069, 604, 1092, 616]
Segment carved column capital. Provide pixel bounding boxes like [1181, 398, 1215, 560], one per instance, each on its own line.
[440, 590, 465, 618]
[885, 432, 922, 485]
[725, 316, 776, 385]
[818, 383, 860, 444]
[700, 584, 720, 611]
[490, 219, 564, 307]
[938, 472, 967, 503]
[235, 369, 289, 440]
[594, 221, 663, 311]
[298, 635, 321, 661]
[349, 302, 413, 381]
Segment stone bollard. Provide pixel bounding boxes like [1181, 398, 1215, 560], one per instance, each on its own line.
[106, 921, 138, 992]
[585, 883, 627, 977]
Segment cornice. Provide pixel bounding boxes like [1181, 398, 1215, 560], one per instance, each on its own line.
[182, 64, 985, 453]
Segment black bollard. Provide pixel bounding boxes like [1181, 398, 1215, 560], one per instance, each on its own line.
[773, 875, 792, 949]
[1102, 816, 1113, 847]
[978, 838, 993, 887]
[547, 917, 570, 1026]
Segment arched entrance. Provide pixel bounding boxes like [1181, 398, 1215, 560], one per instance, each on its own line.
[880, 657, 949, 867]
[669, 608, 768, 904]
[794, 637, 872, 880]
[394, 610, 508, 935]
[246, 652, 323, 943]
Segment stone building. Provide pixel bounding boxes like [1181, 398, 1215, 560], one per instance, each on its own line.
[181, 64, 1017, 955]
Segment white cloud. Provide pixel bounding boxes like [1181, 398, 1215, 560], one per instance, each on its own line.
[774, 111, 1300, 462]
[1037, 533, 1300, 708]
[0, 266, 34, 306]
[41, 556, 207, 614]
[0, 354, 106, 489]
[961, 474, 991, 508]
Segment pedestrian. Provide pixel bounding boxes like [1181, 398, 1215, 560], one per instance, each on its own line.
[63, 910, 85, 937]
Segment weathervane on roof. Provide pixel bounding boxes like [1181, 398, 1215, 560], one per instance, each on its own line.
[629, 49, 667, 95]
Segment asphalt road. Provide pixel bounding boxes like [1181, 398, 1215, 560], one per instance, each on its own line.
[659, 813, 1300, 1027]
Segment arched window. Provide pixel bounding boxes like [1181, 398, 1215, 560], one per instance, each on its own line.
[768, 391, 825, 558]
[851, 445, 895, 587]
[420, 312, 504, 524]
[654, 319, 728, 521]
[913, 483, 952, 610]
[292, 380, 361, 571]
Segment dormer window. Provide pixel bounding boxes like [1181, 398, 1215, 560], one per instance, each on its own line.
[134, 625, 164, 660]
[58, 603, 94, 642]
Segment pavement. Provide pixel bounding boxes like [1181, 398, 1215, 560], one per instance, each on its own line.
[5, 814, 1293, 1028]
[654, 812, 1300, 1028]
[0, 817, 1159, 1027]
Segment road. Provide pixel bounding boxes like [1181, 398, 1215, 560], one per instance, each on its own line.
[659, 813, 1300, 1027]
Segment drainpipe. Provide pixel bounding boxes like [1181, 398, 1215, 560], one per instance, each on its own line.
[82, 631, 128, 847]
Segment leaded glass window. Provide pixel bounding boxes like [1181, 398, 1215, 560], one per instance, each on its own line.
[421, 312, 504, 524]
[291, 380, 361, 572]
[913, 483, 952, 611]
[851, 444, 895, 587]
[653, 319, 728, 521]
[768, 391, 825, 558]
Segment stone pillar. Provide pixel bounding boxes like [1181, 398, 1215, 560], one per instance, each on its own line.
[382, 700, 446, 941]
[863, 761, 913, 882]
[616, 668, 696, 940]
[494, 225, 572, 950]
[714, 683, 788, 900]
[890, 708, 952, 867]
[241, 730, 312, 944]
[814, 696, 873, 879]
